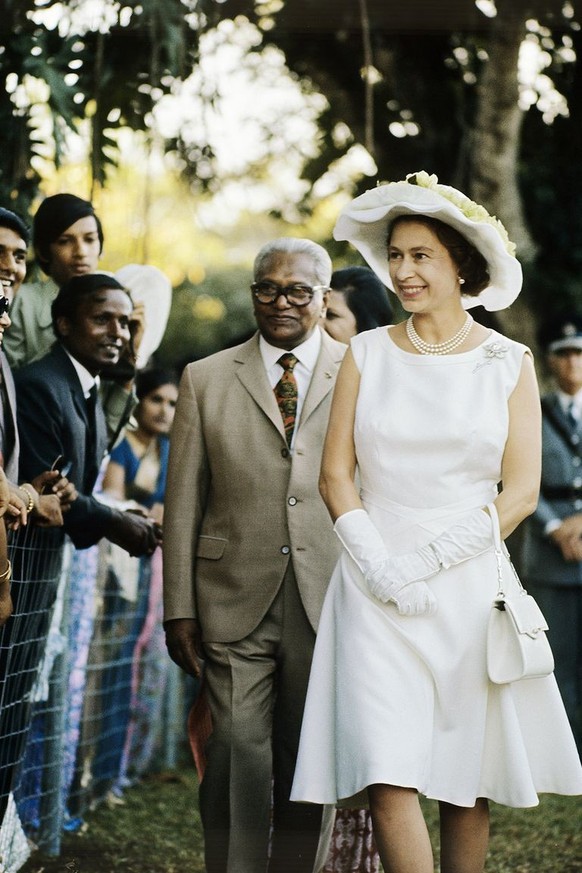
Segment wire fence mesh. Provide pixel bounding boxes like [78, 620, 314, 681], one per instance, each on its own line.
[0, 529, 185, 873]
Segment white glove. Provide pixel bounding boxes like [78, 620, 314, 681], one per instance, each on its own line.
[371, 506, 494, 611]
[334, 506, 494, 613]
[333, 509, 389, 576]
[364, 543, 440, 609]
[429, 506, 493, 568]
[390, 581, 439, 616]
[334, 510, 437, 615]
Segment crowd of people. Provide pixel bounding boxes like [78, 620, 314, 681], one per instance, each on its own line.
[0, 171, 581, 873]
[0, 195, 170, 868]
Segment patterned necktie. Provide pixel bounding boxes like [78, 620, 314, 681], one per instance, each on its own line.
[274, 353, 299, 447]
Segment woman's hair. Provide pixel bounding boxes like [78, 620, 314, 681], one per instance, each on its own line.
[135, 367, 179, 401]
[387, 215, 490, 297]
[330, 266, 393, 332]
[253, 237, 332, 287]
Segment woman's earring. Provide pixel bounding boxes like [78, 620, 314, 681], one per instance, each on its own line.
[458, 276, 466, 286]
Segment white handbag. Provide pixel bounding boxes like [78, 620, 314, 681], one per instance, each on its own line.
[486, 504, 554, 685]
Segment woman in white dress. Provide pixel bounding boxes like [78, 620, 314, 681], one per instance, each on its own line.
[291, 172, 582, 873]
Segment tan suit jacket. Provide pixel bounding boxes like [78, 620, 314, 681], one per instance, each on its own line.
[163, 329, 346, 642]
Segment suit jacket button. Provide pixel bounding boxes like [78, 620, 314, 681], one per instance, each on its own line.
[288, 496, 297, 506]
[281, 448, 290, 458]
[281, 545, 290, 555]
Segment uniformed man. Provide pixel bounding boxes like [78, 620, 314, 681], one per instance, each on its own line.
[522, 315, 582, 750]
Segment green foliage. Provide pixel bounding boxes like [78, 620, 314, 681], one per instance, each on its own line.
[156, 268, 257, 369]
[0, 3, 99, 214]
[0, 0, 204, 216]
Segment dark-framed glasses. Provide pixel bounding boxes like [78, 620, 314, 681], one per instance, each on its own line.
[251, 281, 328, 307]
[0, 296, 10, 317]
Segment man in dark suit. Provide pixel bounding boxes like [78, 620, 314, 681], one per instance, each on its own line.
[2, 274, 160, 811]
[523, 315, 582, 750]
[164, 238, 346, 873]
[14, 273, 162, 554]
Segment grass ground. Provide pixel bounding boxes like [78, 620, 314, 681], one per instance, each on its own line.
[19, 772, 582, 873]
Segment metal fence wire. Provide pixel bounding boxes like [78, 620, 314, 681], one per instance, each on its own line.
[0, 530, 185, 873]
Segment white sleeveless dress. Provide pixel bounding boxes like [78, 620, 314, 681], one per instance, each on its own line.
[292, 326, 582, 809]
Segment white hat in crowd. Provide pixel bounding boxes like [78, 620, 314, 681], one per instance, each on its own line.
[115, 264, 172, 370]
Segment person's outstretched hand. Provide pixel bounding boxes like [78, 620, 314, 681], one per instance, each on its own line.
[107, 509, 162, 557]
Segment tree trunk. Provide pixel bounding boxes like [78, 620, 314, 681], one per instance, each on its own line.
[468, 4, 537, 347]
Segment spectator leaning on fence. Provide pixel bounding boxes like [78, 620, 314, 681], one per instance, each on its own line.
[14, 272, 162, 557]
[98, 367, 179, 792]
[0, 207, 76, 530]
[0, 206, 78, 821]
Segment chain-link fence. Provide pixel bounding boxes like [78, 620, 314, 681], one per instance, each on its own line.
[0, 530, 186, 873]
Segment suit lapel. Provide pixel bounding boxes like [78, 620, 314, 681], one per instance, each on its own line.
[298, 332, 344, 429]
[542, 393, 582, 453]
[235, 334, 286, 439]
[54, 346, 107, 486]
[95, 398, 108, 464]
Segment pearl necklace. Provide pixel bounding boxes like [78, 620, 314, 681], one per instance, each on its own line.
[406, 313, 473, 356]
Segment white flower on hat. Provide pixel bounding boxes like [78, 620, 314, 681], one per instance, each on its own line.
[404, 171, 517, 257]
[411, 170, 439, 189]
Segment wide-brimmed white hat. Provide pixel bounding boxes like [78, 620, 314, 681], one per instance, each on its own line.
[333, 171, 522, 311]
[115, 264, 172, 369]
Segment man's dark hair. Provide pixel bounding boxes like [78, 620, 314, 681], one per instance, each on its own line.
[33, 193, 104, 275]
[0, 207, 30, 246]
[51, 273, 129, 339]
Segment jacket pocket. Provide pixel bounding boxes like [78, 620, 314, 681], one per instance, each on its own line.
[196, 535, 227, 560]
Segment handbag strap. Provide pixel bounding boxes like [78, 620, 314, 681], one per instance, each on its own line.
[487, 502, 526, 598]
[486, 503, 505, 597]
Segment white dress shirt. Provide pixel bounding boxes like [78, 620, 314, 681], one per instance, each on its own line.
[63, 347, 100, 400]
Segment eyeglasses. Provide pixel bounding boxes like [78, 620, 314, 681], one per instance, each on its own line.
[0, 296, 10, 317]
[250, 281, 328, 307]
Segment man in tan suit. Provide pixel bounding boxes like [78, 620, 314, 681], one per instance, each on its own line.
[163, 238, 346, 873]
